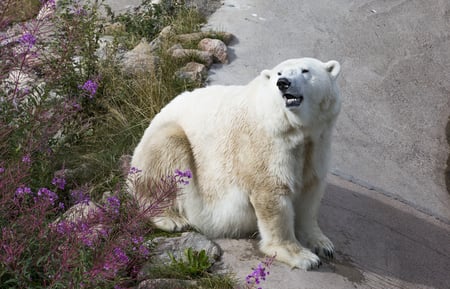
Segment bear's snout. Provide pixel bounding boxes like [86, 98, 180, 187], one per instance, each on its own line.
[276, 77, 291, 92]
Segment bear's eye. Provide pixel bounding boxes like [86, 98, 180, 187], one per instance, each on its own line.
[301, 69, 309, 74]
[277, 72, 282, 76]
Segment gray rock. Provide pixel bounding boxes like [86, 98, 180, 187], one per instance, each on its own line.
[148, 37, 162, 52]
[150, 232, 222, 265]
[175, 62, 208, 82]
[167, 43, 183, 54]
[176, 31, 234, 45]
[95, 36, 114, 60]
[138, 278, 197, 289]
[171, 49, 213, 67]
[159, 25, 174, 40]
[198, 38, 228, 64]
[121, 39, 159, 74]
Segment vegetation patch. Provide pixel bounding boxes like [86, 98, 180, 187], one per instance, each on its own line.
[0, 0, 274, 288]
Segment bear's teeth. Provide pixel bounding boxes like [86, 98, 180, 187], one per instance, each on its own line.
[285, 97, 302, 107]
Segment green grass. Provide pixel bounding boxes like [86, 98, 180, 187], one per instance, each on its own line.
[0, 0, 41, 23]
[54, 3, 209, 197]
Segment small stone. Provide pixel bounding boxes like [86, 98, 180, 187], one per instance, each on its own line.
[159, 25, 174, 39]
[122, 39, 159, 74]
[176, 32, 205, 43]
[60, 201, 100, 223]
[198, 38, 228, 64]
[167, 43, 183, 54]
[148, 37, 162, 52]
[176, 62, 208, 82]
[95, 36, 114, 60]
[119, 154, 132, 176]
[171, 48, 213, 67]
[218, 32, 234, 45]
[177, 31, 234, 45]
[138, 278, 197, 289]
[150, 232, 222, 265]
[103, 22, 125, 34]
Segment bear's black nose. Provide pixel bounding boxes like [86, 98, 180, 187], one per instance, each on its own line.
[276, 77, 291, 91]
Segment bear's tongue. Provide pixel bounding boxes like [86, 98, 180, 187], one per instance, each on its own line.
[283, 94, 303, 107]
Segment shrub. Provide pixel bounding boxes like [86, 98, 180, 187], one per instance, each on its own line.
[0, 0, 205, 287]
[0, 167, 191, 288]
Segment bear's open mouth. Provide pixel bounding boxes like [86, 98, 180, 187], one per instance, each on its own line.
[283, 94, 303, 107]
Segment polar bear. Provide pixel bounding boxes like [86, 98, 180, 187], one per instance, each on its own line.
[129, 57, 341, 269]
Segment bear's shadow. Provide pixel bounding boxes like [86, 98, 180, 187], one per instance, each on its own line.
[318, 182, 450, 288]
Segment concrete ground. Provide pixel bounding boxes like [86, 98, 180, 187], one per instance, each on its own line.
[205, 0, 450, 288]
[217, 175, 450, 289]
[103, 0, 450, 288]
[205, 0, 450, 223]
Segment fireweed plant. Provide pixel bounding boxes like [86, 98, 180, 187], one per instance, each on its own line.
[0, 0, 271, 288]
[244, 255, 275, 289]
[0, 165, 192, 288]
[1, 0, 197, 288]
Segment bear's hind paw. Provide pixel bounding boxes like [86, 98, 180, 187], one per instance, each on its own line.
[152, 216, 190, 232]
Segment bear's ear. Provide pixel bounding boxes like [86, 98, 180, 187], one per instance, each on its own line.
[325, 60, 341, 80]
[261, 69, 271, 80]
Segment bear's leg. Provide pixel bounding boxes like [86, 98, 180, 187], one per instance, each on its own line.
[295, 179, 334, 259]
[250, 191, 321, 270]
[130, 122, 194, 232]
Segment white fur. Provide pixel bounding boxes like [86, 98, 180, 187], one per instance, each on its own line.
[130, 58, 341, 269]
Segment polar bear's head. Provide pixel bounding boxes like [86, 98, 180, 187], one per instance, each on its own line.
[260, 58, 341, 128]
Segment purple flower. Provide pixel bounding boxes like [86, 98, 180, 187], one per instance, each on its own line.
[78, 222, 96, 247]
[132, 236, 144, 244]
[55, 220, 76, 235]
[37, 187, 58, 205]
[21, 154, 31, 164]
[129, 167, 142, 175]
[70, 190, 90, 205]
[174, 169, 193, 185]
[52, 176, 66, 190]
[71, 7, 87, 16]
[15, 186, 32, 200]
[58, 202, 65, 210]
[245, 255, 275, 289]
[106, 195, 120, 216]
[113, 247, 129, 264]
[138, 244, 150, 257]
[0, 167, 5, 174]
[80, 79, 98, 98]
[19, 32, 36, 48]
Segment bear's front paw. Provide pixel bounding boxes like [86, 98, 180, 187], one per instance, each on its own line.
[261, 242, 321, 270]
[290, 248, 322, 270]
[306, 233, 335, 259]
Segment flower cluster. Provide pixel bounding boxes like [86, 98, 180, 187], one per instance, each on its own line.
[80, 79, 99, 98]
[21, 154, 31, 165]
[106, 195, 121, 216]
[14, 186, 59, 206]
[36, 187, 58, 205]
[129, 166, 142, 175]
[52, 176, 66, 190]
[19, 32, 37, 48]
[245, 255, 276, 289]
[174, 169, 193, 185]
[71, 189, 91, 205]
[131, 236, 150, 257]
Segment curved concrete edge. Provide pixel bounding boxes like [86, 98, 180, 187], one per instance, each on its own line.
[216, 174, 450, 289]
